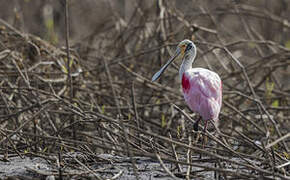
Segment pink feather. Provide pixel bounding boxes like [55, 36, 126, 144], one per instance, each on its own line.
[182, 68, 222, 121]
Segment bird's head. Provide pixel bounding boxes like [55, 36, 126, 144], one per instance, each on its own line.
[177, 39, 196, 60]
[151, 39, 197, 82]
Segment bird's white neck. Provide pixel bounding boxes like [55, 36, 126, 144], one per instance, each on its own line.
[179, 51, 196, 80]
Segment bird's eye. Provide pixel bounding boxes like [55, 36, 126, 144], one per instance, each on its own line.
[185, 43, 193, 51]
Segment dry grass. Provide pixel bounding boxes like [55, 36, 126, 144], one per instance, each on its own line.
[0, 0, 289, 179]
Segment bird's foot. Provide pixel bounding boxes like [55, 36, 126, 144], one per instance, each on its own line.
[193, 130, 201, 144]
[202, 135, 208, 149]
[193, 117, 201, 131]
[202, 120, 209, 148]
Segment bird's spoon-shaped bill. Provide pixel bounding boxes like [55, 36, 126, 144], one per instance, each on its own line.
[151, 48, 181, 82]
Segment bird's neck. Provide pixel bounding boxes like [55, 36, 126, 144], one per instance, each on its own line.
[179, 52, 195, 80]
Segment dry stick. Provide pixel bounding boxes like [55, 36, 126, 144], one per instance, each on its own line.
[212, 119, 266, 168]
[104, 58, 139, 179]
[233, 131, 286, 170]
[63, 3, 73, 179]
[102, 100, 179, 111]
[10, 128, 265, 179]
[103, 59, 121, 116]
[191, 7, 290, 30]
[0, 98, 44, 121]
[223, 53, 289, 82]
[249, 29, 284, 93]
[234, 129, 266, 153]
[197, 39, 289, 54]
[131, 82, 141, 146]
[206, 129, 260, 169]
[186, 135, 192, 180]
[266, 133, 290, 149]
[93, 112, 290, 179]
[118, 62, 182, 98]
[202, 14, 283, 145]
[4, 109, 287, 179]
[110, 168, 124, 180]
[149, 148, 259, 179]
[172, 104, 204, 130]
[14, 58, 49, 153]
[5, 113, 170, 162]
[109, 44, 172, 66]
[232, 7, 274, 163]
[11, 58, 30, 88]
[26, 165, 113, 177]
[3, 127, 142, 160]
[96, 113, 175, 156]
[167, 8, 217, 34]
[64, 0, 73, 101]
[68, 124, 127, 152]
[233, 5, 264, 56]
[156, 153, 180, 180]
[58, 152, 63, 180]
[223, 101, 264, 133]
[238, 4, 290, 29]
[42, 109, 68, 152]
[0, 91, 23, 158]
[197, 8, 230, 74]
[169, 133, 183, 173]
[152, 139, 180, 180]
[249, 24, 279, 54]
[241, 105, 290, 112]
[64, 0, 75, 140]
[31, 83, 42, 153]
[5, 74, 284, 177]
[0, 102, 51, 145]
[224, 32, 288, 152]
[157, 0, 166, 120]
[223, 14, 269, 132]
[107, 0, 141, 49]
[70, 155, 102, 180]
[0, 18, 25, 37]
[276, 161, 290, 169]
[258, 101, 289, 152]
[104, 124, 122, 153]
[0, 128, 23, 159]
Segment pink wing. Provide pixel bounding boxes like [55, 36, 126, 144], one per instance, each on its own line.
[182, 68, 222, 121]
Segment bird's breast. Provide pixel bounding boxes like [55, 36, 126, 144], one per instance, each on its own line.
[182, 73, 191, 93]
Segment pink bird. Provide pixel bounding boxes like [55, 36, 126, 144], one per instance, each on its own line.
[152, 39, 222, 133]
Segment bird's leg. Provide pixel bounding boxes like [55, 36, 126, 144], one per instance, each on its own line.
[193, 117, 200, 131]
[202, 120, 209, 149]
[203, 119, 209, 132]
[193, 116, 201, 143]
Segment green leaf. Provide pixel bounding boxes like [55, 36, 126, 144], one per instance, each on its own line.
[42, 147, 48, 153]
[45, 19, 54, 30]
[161, 114, 166, 128]
[283, 152, 290, 159]
[101, 105, 105, 114]
[271, 100, 279, 107]
[248, 42, 256, 48]
[61, 64, 68, 74]
[156, 99, 160, 104]
[265, 77, 274, 100]
[177, 125, 181, 137]
[285, 40, 290, 50]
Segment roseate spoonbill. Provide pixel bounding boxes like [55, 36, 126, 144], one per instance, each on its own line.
[152, 39, 222, 134]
